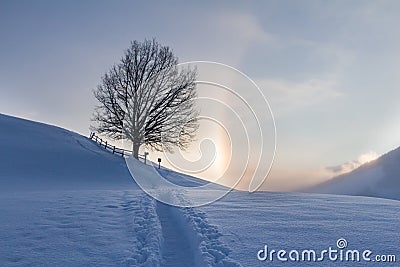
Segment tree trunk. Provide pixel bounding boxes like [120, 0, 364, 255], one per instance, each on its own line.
[132, 142, 140, 159]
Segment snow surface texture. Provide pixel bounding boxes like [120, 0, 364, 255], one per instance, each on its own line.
[309, 147, 400, 200]
[0, 114, 240, 266]
[0, 191, 162, 266]
[0, 114, 133, 191]
[1, 113, 399, 266]
[200, 191, 400, 266]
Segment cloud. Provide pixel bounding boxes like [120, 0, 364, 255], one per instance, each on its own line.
[285, 37, 355, 71]
[187, 11, 275, 66]
[257, 151, 381, 192]
[214, 12, 274, 45]
[324, 151, 380, 177]
[256, 77, 342, 115]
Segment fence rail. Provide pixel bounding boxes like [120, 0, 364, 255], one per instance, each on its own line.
[88, 132, 163, 168]
[89, 132, 145, 159]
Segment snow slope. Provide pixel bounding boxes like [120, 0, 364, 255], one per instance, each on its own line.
[1, 113, 399, 266]
[0, 113, 134, 191]
[0, 114, 239, 266]
[309, 147, 400, 200]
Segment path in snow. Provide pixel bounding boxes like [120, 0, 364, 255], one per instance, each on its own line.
[157, 202, 196, 267]
[0, 114, 241, 266]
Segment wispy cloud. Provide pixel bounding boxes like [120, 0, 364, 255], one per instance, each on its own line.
[324, 151, 380, 177]
[214, 12, 274, 45]
[190, 11, 274, 66]
[257, 77, 342, 115]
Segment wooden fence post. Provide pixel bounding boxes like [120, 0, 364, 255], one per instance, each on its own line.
[89, 133, 136, 159]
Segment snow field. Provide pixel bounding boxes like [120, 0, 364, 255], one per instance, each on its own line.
[0, 190, 242, 266]
[1, 114, 399, 266]
[0, 191, 160, 266]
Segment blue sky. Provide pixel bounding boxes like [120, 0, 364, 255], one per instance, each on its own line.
[1, 1, 400, 190]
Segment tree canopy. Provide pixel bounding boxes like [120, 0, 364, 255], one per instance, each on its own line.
[91, 39, 198, 159]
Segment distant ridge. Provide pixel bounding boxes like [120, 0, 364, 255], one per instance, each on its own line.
[308, 146, 400, 201]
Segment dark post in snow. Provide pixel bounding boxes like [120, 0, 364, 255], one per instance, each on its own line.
[144, 152, 149, 165]
[158, 158, 161, 169]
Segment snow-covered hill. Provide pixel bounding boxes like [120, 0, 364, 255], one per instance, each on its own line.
[1, 113, 399, 266]
[0, 113, 240, 266]
[0, 113, 134, 191]
[309, 147, 400, 200]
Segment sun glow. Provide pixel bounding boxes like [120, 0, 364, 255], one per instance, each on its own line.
[358, 151, 379, 164]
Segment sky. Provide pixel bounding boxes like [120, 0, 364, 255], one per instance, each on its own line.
[1, 0, 400, 190]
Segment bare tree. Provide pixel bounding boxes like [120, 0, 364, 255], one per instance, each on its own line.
[91, 39, 198, 159]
